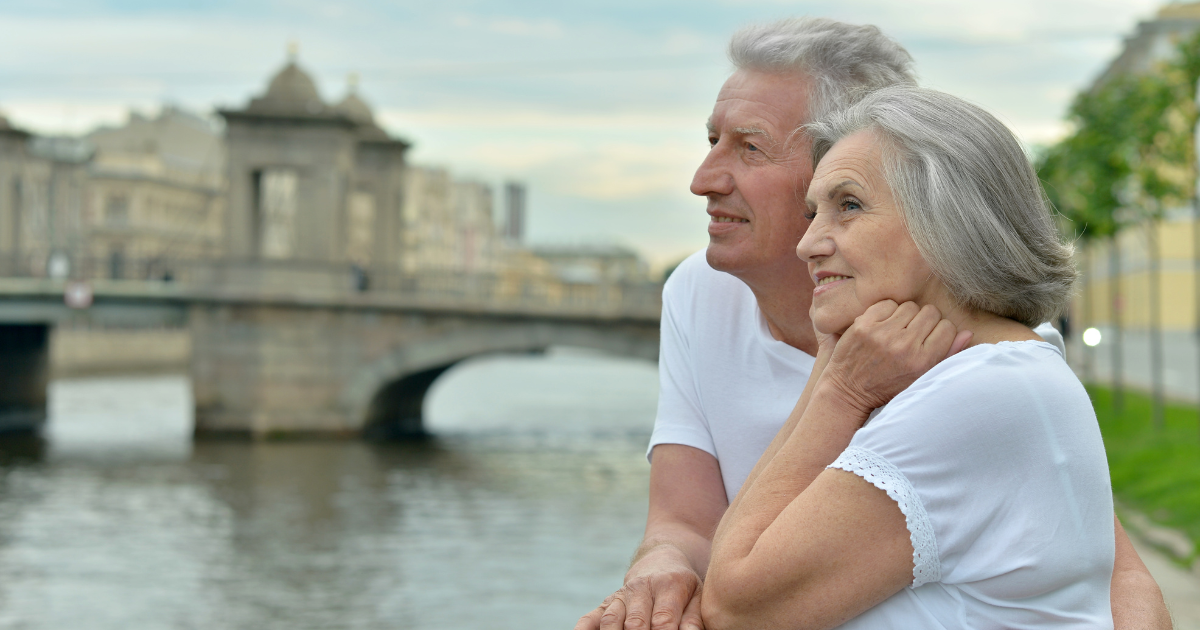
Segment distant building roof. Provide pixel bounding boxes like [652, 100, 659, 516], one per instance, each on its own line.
[0, 114, 30, 139]
[220, 53, 409, 151]
[1094, 2, 1200, 88]
[28, 136, 94, 163]
[1159, 2, 1200, 20]
[334, 75, 390, 141]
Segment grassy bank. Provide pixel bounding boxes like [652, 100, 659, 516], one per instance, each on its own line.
[1088, 385, 1200, 559]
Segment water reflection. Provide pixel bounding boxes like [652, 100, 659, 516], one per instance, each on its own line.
[0, 351, 657, 629]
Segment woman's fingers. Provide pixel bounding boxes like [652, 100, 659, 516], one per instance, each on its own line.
[948, 330, 973, 357]
[922, 318, 957, 357]
[882, 300, 920, 327]
[859, 299, 899, 324]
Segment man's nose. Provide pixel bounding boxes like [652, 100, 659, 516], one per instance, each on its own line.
[690, 144, 734, 198]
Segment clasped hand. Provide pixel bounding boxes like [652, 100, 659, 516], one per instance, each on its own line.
[818, 299, 973, 419]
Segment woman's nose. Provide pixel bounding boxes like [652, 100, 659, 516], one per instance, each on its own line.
[796, 216, 833, 262]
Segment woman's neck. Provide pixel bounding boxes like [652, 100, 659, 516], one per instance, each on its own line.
[942, 303, 1041, 347]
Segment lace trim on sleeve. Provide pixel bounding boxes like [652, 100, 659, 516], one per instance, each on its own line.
[828, 446, 941, 587]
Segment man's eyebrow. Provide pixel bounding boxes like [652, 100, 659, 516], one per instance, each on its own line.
[705, 120, 776, 143]
[731, 126, 774, 142]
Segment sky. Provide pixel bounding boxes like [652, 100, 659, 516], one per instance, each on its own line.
[0, 0, 1169, 271]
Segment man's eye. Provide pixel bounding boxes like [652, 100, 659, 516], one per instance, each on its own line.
[746, 142, 759, 152]
[708, 136, 718, 147]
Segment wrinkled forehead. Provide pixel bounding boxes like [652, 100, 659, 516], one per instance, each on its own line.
[807, 131, 889, 199]
[708, 69, 814, 138]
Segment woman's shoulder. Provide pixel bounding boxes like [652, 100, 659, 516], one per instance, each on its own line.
[909, 339, 1073, 397]
[867, 339, 1092, 438]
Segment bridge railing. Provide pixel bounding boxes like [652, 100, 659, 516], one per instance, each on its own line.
[0, 251, 663, 318]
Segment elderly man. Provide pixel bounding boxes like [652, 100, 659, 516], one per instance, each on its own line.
[577, 17, 1172, 630]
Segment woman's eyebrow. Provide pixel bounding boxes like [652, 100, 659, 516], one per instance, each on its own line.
[825, 179, 863, 199]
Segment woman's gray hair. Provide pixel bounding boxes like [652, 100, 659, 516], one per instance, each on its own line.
[805, 86, 1077, 327]
[729, 17, 917, 122]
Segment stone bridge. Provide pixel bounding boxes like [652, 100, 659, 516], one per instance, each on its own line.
[0, 277, 660, 437]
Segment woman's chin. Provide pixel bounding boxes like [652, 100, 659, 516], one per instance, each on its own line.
[813, 319, 852, 337]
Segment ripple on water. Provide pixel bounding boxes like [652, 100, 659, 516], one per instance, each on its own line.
[0, 351, 658, 629]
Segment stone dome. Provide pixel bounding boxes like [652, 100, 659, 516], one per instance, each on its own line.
[245, 58, 330, 117]
[336, 92, 374, 125]
[335, 79, 389, 140]
[266, 62, 321, 103]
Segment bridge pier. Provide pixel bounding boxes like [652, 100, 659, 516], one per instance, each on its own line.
[0, 323, 49, 433]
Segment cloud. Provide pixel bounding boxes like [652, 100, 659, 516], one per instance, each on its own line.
[451, 13, 564, 39]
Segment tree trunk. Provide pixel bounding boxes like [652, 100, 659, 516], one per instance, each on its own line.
[1148, 220, 1164, 431]
[1111, 235, 1124, 414]
[1083, 245, 1094, 384]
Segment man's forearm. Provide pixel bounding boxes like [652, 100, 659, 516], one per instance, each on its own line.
[1112, 516, 1173, 629]
[632, 521, 715, 579]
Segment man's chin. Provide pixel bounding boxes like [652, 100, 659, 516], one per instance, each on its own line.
[705, 243, 746, 275]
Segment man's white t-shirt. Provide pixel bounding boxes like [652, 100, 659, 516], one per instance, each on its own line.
[648, 251, 1110, 628]
[649, 251, 815, 502]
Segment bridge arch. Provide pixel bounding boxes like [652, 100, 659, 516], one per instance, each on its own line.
[343, 323, 658, 439]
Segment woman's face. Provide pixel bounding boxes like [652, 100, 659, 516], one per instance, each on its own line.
[796, 130, 946, 335]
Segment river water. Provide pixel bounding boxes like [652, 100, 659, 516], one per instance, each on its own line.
[0, 348, 659, 629]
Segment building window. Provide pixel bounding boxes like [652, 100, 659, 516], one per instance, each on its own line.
[109, 245, 125, 280]
[348, 190, 375, 266]
[257, 168, 298, 259]
[105, 194, 129, 225]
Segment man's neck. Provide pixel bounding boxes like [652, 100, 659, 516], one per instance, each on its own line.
[735, 261, 818, 356]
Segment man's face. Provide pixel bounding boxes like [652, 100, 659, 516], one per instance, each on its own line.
[692, 69, 814, 281]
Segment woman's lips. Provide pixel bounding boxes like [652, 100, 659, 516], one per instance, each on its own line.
[812, 275, 851, 295]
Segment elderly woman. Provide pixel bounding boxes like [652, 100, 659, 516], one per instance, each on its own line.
[701, 85, 1114, 629]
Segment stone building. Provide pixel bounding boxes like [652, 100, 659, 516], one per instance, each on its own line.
[218, 53, 409, 282]
[0, 117, 91, 278]
[84, 106, 225, 278]
[400, 166, 501, 276]
[1094, 2, 1200, 87]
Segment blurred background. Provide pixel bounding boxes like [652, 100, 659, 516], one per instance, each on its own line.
[1, 0, 1200, 628]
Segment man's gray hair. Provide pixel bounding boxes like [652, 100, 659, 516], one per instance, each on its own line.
[805, 86, 1077, 328]
[729, 17, 917, 122]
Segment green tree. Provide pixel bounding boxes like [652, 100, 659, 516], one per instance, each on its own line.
[1038, 32, 1200, 423]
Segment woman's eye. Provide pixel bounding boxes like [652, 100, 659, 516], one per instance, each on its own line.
[840, 198, 861, 212]
[803, 208, 817, 221]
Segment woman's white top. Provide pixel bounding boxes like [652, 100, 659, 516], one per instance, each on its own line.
[829, 340, 1115, 629]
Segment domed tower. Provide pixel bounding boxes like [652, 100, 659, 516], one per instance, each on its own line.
[218, 47, 409, 274]
[334, 73, 388, 141]
[334, 73, 410, 272]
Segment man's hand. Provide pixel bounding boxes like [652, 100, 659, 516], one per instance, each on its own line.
[577, 445, 724, 630]
[574, 548, 704, 630]
[819, 300, 972, 416]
